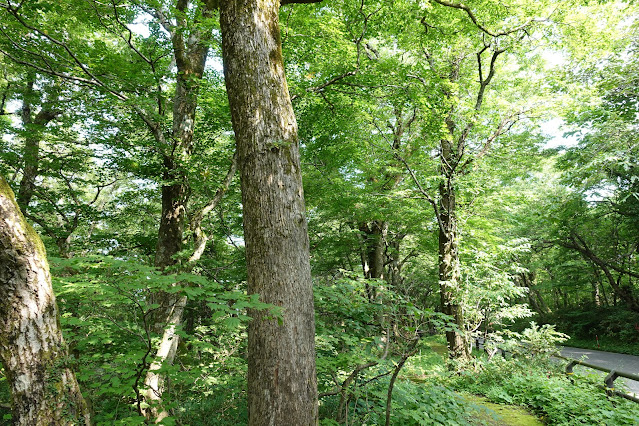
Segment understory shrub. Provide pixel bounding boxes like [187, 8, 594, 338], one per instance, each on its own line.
[535, 307, 639, 354]
[320, 376, 496, 426]
[450, 356, 639, 425]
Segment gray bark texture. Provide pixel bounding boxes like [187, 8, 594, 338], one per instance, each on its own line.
[438, 138, 470, 361]
[143, 1, 215, 421]
[219, 0, 319, 424]
[0, 177, 90, 425]
[17, 79, 60, 215]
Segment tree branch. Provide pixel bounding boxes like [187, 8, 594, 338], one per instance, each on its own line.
[281, 0, 323, 5]
[431, 0, 536, 37]
[188, 152, 238, 263]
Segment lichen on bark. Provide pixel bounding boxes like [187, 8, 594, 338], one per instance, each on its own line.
[0, 175, 90, 425]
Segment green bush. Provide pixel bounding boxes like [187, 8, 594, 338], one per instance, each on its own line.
[320, 376, 487, 426]
[450, 357, 639, 425]
[537, 307, 639, 354]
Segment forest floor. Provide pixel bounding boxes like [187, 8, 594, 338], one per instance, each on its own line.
[419, 338, 544, 426]
[463, 394, 543, 426]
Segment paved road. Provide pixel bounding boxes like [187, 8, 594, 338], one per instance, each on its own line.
[560, 346, 639, 395]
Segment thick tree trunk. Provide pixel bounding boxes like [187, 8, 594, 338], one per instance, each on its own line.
[359, 221, 386, 280]
[0, 177, 90, 425]
[220, 1, 319, 424]
[438, 203, 469, 359]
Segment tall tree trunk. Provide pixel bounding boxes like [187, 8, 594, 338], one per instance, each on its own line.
[0, 177, 90, 425]
[387, 235, 404, 289]
[592, 280, 601, 307]
[219, 1, 318, 424]
[142, 2, 214, 421]
[359, 221, 386, 280]
[438, 136, 470, 360]
[17, 77, 60, 214]
[438, 179, 469, 360]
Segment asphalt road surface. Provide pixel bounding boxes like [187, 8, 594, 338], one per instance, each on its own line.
[560, 346, 639, 396]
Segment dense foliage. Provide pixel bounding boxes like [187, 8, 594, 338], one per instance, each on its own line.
[0, 0, 638, 424]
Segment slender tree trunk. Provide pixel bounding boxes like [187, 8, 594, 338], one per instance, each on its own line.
[0, 177, 90, 425]
[17, 77, 60, 214]
[220, 1, 318, 423]
[142, 3, 214, 421]
[387, 236, 403, 289]
[563, 235, 639, 312]
[438, 139, 470, 360]
[518, 271, 551, 315]
[592, 280, 601, 307]
[358, 220, 385, 300]
[534, 290, 551, 316]
[594, 269, 610, 306]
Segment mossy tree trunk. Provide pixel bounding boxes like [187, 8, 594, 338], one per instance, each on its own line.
[219, 0, 319, 424]
[437, 161, 470, 360]
[0, 177, 90, 425]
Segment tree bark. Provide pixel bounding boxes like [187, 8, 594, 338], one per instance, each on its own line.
[219, 1, 318, 424]
[387, 235, 405, 289]
[358, 220, 385, 301]
[437, 133, 470, 360]
[0, 177, 90, 425]
[142, 2, 215, 421]
[17, 77, 60, 214]
[359, 221, 386, 281]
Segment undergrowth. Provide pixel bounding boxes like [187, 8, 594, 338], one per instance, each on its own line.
[447, 351, 639, 425]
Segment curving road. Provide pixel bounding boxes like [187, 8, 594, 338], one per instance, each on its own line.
[560, 346, 639, 396]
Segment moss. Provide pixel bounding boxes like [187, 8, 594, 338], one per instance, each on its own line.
[0, 177, 19, 213]
[463, 394, 543, 426]
[0, 176, 48, 260]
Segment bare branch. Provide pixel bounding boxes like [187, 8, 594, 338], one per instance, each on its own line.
[188, 152, 238, 263]
[104, 0, 155, 66]
[190, 152, 238, 231]
[280, 0, 323, 5]
[457, 115, 518, 173]
[431, 0, 535, 37]
[475, 47, 505, 111]
[1, 4, 126, 95]
[392, 151, 446, 235]
[136, 4, 176, 37]
[0, 44, 129, 102]
[291, 70, 357, 101]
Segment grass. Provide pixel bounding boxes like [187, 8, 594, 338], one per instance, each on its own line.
[462, 394, 544, 426]
[402, 336, 544, 426]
